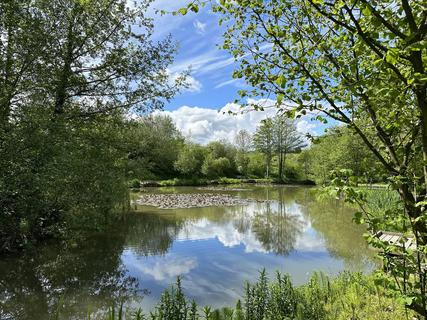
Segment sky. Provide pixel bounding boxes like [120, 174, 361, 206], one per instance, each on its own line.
[143, 0, 323, 144]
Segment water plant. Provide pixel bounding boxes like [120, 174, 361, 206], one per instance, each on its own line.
[55, 271, 410, 320]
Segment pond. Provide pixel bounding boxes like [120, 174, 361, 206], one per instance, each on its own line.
[0, 185, 376, 319]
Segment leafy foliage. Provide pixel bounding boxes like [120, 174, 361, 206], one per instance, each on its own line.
[175, 0, 427, 316]
[0, 0, 182, 253]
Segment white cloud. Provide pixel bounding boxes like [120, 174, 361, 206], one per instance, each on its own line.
[184, 75, 203, 93]
[168, 70, 203, 93]
[178, 217, 268, 254]
[193, 20, 207, 34]
[169, 49, 232, 76]
[296, 120, 316, 135]
[214, 78, 245, 89]
[155, 99, 317, 144]
[134, 256, 198, 281]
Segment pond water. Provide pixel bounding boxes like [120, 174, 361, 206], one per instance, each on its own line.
[0, 186, 376, 319]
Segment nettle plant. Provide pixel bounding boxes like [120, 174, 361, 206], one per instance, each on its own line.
[173, 0, 427, 317]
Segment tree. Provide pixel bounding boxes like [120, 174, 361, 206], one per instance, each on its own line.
[201, 155, 232, 178]
[128, 115, 184, 179]
[206, 140, 237, 162]
[0, 0, 182, 253]
[307, 126, 385, 184]
[174, 143, 206, 177]
[177, 0, 427, 316]
[273, 116, 306, 181]
[235, 152, 250, 177]
[234, 129, 252, 176]
[253, 118, 274, 178]
[234, 129, 252, 152]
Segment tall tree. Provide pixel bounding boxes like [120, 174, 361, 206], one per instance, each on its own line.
[234, 129, 252, 176]
[174, 143, 206, 177]
[253, 118, 274, 178]
[128, 115, 184, 179]
[234, 129, 252, 152]
[307, 126, 385, 184]
[177, 0, 427, 315]
[0, 0, 183, 253]
[273, 117, 306, 181]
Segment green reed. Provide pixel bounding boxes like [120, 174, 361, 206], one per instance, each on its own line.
[54, 270, 411, 320]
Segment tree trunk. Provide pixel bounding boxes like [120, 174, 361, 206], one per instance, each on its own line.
[278, 151, 283, 181]
[283, 152, 287, 181]
[54, 6, 78, 116]
[419, 94, 427, 191]
[410, 51, 427, 191]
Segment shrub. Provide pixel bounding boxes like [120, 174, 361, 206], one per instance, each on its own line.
[128, 179, 141, 189]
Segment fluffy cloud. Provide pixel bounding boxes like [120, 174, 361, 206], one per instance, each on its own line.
[168, 71, 202, 93]
[183, 75, 203, 93]
[178, 217, 268, 254]
[156, 99, 317, 144]
[134, 255, 198, 281]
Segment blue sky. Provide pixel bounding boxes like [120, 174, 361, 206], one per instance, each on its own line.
[144, 0, 323, 144]
[149, 0, 242, 109]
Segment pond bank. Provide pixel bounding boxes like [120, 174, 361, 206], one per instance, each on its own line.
[131, 177, 316, 188]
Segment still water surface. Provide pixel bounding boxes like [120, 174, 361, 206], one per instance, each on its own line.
[0, 186, 376, 319]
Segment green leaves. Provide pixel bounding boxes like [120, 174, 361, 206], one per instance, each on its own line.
[362, 6, 371, 17]
[275, 75, 286, 88]
[385, 48, 399, 65]
[178, 7, 188, 15]
[353, 211, 365, 224]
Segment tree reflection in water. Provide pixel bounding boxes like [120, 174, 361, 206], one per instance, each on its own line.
[0, 229, 139, 320]
[251, 188, 304, 255]
[0, 186, 375, 318]
[125, 213, 184, 256]
[301, 194, 376, 269]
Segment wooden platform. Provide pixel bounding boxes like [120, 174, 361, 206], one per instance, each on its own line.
[375, 231, 417, 251]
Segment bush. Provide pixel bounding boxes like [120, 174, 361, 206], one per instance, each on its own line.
[128, 179, 141, 189]
[247, 153, 266, 178]
[218, 177, 242, 184]
[159, 178, 208, 187]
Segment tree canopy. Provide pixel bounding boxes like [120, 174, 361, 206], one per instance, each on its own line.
[0, 0, 184, 253]
[176, 0, 427, 315]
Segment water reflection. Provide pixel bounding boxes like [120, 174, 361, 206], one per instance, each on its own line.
[0, 186, 375, 317]
[0, 230, 140, 319]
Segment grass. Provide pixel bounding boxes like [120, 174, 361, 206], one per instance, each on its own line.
[55, 271, 411, 320]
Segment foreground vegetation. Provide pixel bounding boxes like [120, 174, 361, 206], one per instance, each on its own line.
[58, 271, 410, 320]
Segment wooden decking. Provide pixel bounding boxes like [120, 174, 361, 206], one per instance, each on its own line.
[374, 231, 417, 251]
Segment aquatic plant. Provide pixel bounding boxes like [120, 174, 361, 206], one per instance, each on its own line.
[56, 270, 410, 320]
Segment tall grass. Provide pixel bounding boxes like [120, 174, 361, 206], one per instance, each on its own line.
[55, 271, 410, 320]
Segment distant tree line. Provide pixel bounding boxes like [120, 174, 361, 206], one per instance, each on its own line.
[128, 113, 386, 185]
